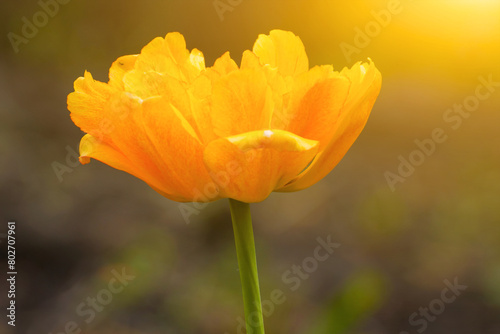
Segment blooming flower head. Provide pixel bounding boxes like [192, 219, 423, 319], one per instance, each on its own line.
[68, 30, 381, 203]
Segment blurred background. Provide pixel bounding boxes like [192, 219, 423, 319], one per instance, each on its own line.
[1, 0, 500, 333]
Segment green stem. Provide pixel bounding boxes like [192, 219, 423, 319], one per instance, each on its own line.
[229, 199, 265, 334]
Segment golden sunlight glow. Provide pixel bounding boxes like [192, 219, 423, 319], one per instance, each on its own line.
[405, 1, 500, 38]
[313, 0, 500, 80]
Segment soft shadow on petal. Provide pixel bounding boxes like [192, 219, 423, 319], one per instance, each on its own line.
[210, 68, 274, 138]
[278, 66, 351, 150]
[78, 133, 192, 201]
[139, 96, 218, 202]
[89, 92, 172, 192]
[203, 129, 318, 203]
[241, 50, 290, 127]
[252, 30, 309, 77]
[77, 91, 213, 202]
[79, 133, 132, 168]
[278, 60, 382, 192]
[189, 90, 217, 145]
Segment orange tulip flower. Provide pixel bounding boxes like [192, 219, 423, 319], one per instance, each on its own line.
[68, 30, 381, 203]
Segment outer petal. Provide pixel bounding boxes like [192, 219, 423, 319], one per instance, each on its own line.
[278, 60, 382, 192]
[277, 65, 351, 150]
[79, 134, 132, 168]
[84, 92, 172, 194]
[203, 129, 319, 203]
[210, 68, 274, 138]
[253, 30, 309, 77]
[138, 96, 218, 202]
[78, 133, 187, 199]
[76, 91, 214, 202]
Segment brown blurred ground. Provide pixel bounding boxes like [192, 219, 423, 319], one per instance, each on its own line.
[1, 1, 499, 333]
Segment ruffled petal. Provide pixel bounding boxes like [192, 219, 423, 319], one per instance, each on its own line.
[68, 71, 118, 141]
[210, 51, 239, 78]
[77, 91, 186, 200]
[278, 60, 382, 192]
[203, 129, 318, 202]
[122, 69, 199, 129]
[252, 30, 309, 77]
[134, 32, 205, 84]
[188, 52, 241, 144]
[189, 48, 205, 72]
[108, 55, 138, 89]
[190, 51, 239, 100]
